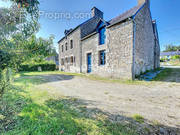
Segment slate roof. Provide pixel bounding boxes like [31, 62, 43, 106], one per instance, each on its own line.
[160, 51, 180, 56]
[58, 4, 144, 43]
[80, 16, 102, 39]
[108, 4, 143, 26]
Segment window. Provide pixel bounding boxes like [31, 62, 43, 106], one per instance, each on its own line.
[74, 56, 75, 63]
[65, 57, 68, 63]
[99, 27, 106, 45]
[70, 56, 73, 65]
[70, 40, 73, 49]
[65, 43, 68, 51]
[99, 50, 106, 65]
[61, 58, 64, 65]
[62, 45, 64, 52]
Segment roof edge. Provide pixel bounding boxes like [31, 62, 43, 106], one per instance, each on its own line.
[81, 31, 97, 41]
[58, 26, 80, 44]
[107, 3, 145, 28]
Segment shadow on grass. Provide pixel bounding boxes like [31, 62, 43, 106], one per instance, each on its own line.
[15, 72, 74, 85]
[0, 85, 180, 135]
[0, 85, 138, 135]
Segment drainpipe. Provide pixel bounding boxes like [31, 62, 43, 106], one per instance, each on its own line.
[131, 18, 137, 80]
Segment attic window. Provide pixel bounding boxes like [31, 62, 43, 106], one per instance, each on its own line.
[99, 27, 106, 45]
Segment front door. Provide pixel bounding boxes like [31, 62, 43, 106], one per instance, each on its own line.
[87, 53, 92, 73]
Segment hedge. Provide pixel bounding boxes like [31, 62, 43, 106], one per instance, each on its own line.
[19, 64, 56, 71]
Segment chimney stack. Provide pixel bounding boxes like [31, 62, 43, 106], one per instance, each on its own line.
[138, 0, 150, 7]
[91, 7, 103, 19]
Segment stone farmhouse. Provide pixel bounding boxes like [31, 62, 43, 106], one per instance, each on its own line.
[58, 0, 160, 79]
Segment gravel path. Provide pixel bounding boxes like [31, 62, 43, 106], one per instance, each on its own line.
[36, 68, 180, 131]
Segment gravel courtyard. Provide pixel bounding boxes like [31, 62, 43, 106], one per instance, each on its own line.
[36, 67, 180, 133]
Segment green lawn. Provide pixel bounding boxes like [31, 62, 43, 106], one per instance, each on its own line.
[17, 71, 150, 86]
[161, 60, 180, 66]
[153, 68, 173, 81]
[0, 72, 138, 135]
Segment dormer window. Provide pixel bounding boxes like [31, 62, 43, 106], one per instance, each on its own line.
[97, 21, 106, 45]
[99, 27, 106, 45]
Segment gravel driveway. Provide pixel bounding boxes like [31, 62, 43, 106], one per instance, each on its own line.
[36, 67, 180, 133]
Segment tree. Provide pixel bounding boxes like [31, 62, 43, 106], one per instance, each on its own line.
[164, 44, 180, 52]
[0, 0, 55, 97]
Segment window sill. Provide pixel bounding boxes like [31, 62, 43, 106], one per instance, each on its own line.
[99, 44, 105, 46]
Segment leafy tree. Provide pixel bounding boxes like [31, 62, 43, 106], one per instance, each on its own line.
[0, 0, 55, 97]
[164, 44, 180, 52]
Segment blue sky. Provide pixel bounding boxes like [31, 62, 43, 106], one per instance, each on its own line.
[1, 0, 180, 51]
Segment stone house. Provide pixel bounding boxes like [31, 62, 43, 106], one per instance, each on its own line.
[58, 0, 160, 79]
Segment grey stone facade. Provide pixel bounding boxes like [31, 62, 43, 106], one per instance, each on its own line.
[59, 28, 81, 73]
[58, 0, 160, 80]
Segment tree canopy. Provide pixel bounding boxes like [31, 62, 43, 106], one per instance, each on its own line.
[164, 44, 180, 52]
[0, 0, 55, 96]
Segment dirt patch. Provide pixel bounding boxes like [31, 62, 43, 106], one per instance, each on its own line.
[35, 68, 180, 134]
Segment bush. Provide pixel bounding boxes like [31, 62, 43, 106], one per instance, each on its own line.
[19, 63, 56, 71]
[160, 57, 168, 62]
[171, 55, 180, 60]
[0, 68, 12, 97]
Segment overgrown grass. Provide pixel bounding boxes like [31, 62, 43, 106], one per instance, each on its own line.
[153, 68, 173, 81]
[0, 72, 139, 135]
[132, 114, 144, 124]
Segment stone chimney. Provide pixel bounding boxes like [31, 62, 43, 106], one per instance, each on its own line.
[91, 7, 103, 19]
[138, 0, 150, 7]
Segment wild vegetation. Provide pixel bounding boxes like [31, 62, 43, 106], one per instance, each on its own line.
[0, 72, 138, 135]
[0, 0, 55, 97]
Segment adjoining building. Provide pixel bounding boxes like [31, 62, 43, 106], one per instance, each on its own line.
[58, 0, 160, 79]
[160, 51, 180, 59]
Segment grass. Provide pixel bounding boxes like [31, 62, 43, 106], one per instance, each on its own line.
[153, 68, 173, 81]
[170, 60, 180, 66]
[132, 114, 145, 124]
[17, 71, 151, 86]
[0, 72, 139, 135]
[161, 59, 180, 66]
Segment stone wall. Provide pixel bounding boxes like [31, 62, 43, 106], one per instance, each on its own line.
[81, 21, 134, 79]
[153, 22, 160, 69]
[134, 4, 155, 76]
[106, 21, 134, 79]
[59, 28, 81, 73]
[81, 32, 108, 76]
[58, 4, 160, 80]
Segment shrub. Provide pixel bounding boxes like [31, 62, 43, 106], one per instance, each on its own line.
[160, 57, 168, 62]
[132, 114, 144, 123]
[171, 55, 180, 60]
[19, 63, 56, 71]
